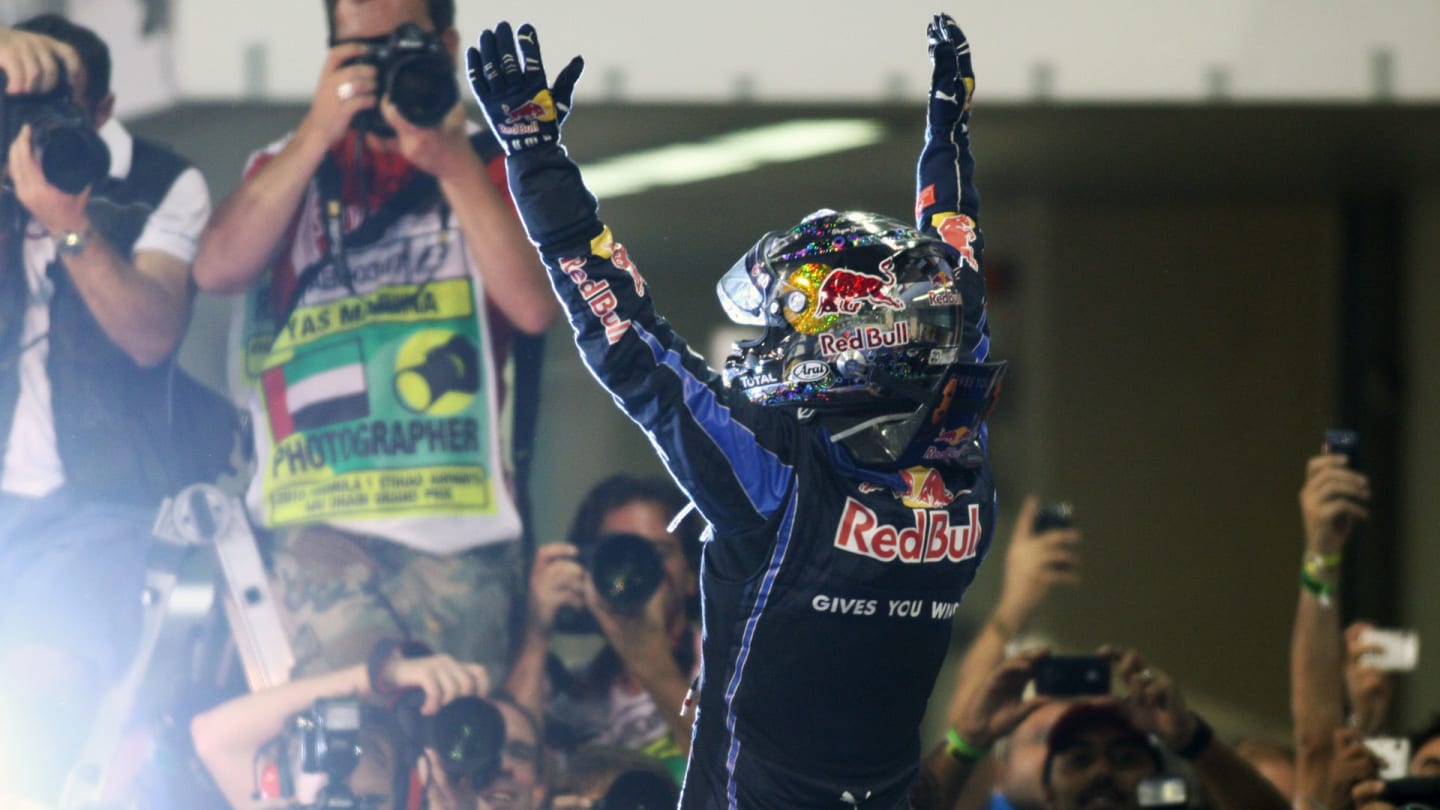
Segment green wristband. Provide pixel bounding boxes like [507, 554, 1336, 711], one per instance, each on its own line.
[1300, 567, 1334, 606]
[945, 727, 988, 761]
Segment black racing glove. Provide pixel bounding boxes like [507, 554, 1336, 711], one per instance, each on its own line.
[466, 21, 584, 155]
[926, 13, 975, 139]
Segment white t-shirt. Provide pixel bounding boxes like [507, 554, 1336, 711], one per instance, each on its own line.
[0, 119, 211, 496]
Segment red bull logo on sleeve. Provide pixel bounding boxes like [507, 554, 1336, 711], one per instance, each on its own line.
[932, 213, 980, 272]
[559, 255, 631, 345]
[833, 497, 983, 564]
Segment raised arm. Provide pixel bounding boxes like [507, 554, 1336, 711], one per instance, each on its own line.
[1291, 452, 1370, 807]
[465, 23, 796, 534]
[192, 43, 373, 294]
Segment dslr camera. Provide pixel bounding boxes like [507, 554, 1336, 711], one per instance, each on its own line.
[554, 532, 668, 634]
[345, 22, 458, 135]
[285, 692, 506, 808]
[0, 64, 110, 195]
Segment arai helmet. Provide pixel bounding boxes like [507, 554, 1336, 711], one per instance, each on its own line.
[717, 210, 1003, 470]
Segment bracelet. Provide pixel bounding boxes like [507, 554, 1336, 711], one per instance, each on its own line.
[1176, 713, 1213, 760]
[1300, 567, 1335, 608]
[1302, 550, 1341, 578]
[944, 727, 988, 762]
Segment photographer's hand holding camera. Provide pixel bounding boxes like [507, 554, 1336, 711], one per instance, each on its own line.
[0, 15, 215, 806]
[192, 651, 490, 808]
[506, 478, 700, 778]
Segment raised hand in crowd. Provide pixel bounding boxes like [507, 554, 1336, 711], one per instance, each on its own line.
[1344, 621, 1396, 735]
[912, 649, 1054, 810]
[1105, 646, 1292, 810]
[1324, 727, 1383, 810]
[940, 495, 1080, 809]
[1293, 447, 1372, 808]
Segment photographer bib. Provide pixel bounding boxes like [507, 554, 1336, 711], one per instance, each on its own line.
[235, 138, 521, 552]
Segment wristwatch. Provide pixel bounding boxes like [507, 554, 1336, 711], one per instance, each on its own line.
[55, 228, 90, 257]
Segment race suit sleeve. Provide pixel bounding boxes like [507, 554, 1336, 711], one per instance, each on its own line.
[915, 34, 992, 372]
[502, 144, 799, 537]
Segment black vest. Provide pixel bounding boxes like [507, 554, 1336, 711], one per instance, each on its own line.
[0, 135, 238, 506]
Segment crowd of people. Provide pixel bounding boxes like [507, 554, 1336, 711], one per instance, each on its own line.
[0, 1, 1432, 809]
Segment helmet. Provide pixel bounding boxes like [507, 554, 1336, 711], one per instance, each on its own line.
[717, 210, 1005, 470]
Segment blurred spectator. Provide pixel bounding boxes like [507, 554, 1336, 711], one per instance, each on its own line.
[191, 647, 493, 809]
[1351, 716, 1440, 809]
[1290, 449, 1371, 808]
[1232, 737, 1297, 800]
[506, 475, 701, 782]
[191, 0, 554, 680]
[0, 13, 227, 805]
[914, 647, 1291, 809]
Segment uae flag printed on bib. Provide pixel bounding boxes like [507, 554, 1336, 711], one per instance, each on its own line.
[262, 339, 370, 440]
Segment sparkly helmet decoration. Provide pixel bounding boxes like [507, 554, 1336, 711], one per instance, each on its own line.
[718, 210, 1004, 470]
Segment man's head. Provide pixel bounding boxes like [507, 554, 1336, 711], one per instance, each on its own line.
[482, 695, 544, 810]
[569, 475, 702, 625]
[1041, 702, 1164, 810]
[1410, 714, 1440, 777]
[324, 0, 454, 43]
[995, 700, 1071, 809]
[716, 210, 1002, 471]
[13, 14, 112, 124]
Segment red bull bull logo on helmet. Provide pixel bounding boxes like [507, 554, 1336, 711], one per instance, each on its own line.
[833, 497, 982, 564]
[814, 264, 905, 317]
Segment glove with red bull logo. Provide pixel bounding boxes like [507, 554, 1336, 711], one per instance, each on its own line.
[466, 21, 584, 155]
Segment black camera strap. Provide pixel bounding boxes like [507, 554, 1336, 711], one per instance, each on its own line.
[274, 149, 447, 331]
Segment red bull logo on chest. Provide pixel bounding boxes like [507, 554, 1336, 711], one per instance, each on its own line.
[833, 497, 982, 564]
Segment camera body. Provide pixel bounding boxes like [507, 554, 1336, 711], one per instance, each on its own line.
[0, 65, 110, 195]
[1325, 428, 1360, 467]
[1033, 501, 1074, 532]
[554, 532, 667, 634]
[346, 22, 458, 136]
[1136, 775, 1189, 808]
[288, 697, 384, 809]
[1359, 627, 1421, 672]
[1033, 654, 1111, 697]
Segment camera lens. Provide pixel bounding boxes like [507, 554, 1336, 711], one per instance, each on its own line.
[424, 696, 505, 787]
[589, 533, 666, 614]
[30, 113, 110, 195]
[387, 55, 457, 128]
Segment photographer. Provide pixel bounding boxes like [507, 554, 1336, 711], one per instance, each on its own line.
[912, 647, 1291, 810]
[505, 475, 700, 782]
[1350, 717, 1440, 810]
[192, 0, 556, 681]
[0, 14, 217, 805]
[192, 648, 514, 809]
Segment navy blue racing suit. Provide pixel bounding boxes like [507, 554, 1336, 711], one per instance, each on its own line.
[500, 63, 996, 810]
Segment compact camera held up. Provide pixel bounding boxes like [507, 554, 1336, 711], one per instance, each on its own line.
[345, 22, 457, 136]
[0, 63, 109, 194]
